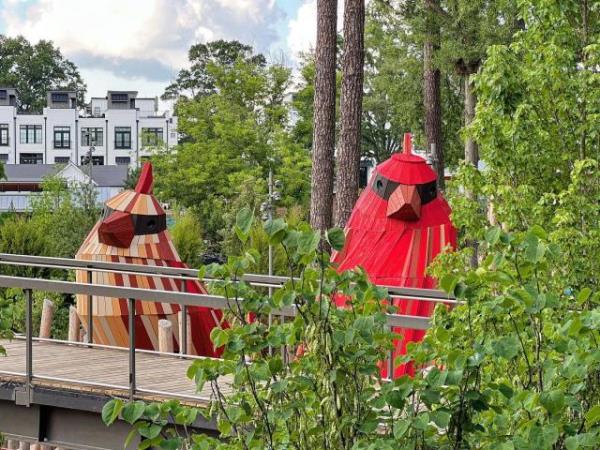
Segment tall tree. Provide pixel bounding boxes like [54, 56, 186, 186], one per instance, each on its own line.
[423, 0, 445, 190]
[310, 0, 338, 233]
[0, 35, 86, 112]
[336, 0, 366, 227]
[162, 40, 266, 102]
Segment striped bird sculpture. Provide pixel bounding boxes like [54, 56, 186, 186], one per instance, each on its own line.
[332, 133, 457, 378]
[75, 163, 223, 357]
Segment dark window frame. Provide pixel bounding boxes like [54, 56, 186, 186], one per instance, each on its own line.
[54, 156, 70, 164]
[115, 156, 131, 165]
[53, 126, 71, 149]
[20, 153, 43, 164]
[0, 90, 6, 100]
[80, 155, 105, 166]
[51, 93, 69, 103]
[81, 127, 104, 146]
[141, 127, 163, 146]
[114, 127, 132, 149]
[20, 125, 42, 144]
[111, 93, 129, 103]
[0, 124, 9, 146]
[0, 154, 8, 162]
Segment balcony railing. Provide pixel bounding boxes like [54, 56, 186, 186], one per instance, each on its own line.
[53, 140, 71, 149]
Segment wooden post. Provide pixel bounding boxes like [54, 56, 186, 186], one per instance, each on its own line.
[158, 319, 173, 353]
[18, 442, 30, 450]
[29, 444, 40, 450]
[68, 306, 80, 342]
[39, 299, 55, 339]
[178, 311, 192, 355]
[6, 439, 18, 449]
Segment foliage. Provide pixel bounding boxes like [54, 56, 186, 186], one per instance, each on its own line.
[170, 209, 205, 268]
[162, 40, 266, 103]
[105, 217, 599, 449]
[450, 0, 600, 251]
[0, 176, 99, 340]
[0, 35, 86, 111]
[152, 42, 310, 247]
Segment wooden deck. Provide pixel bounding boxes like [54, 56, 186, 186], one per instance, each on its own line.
[0, 339, 230, 405]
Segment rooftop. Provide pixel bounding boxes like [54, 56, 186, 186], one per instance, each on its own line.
[2, 163, 128, 187]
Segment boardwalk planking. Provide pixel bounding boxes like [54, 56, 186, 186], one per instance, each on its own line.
[0, 339, 232, 404]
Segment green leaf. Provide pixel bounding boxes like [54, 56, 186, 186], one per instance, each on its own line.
[210, 328, 229, 348]
[235, 207, 253, 242]
[492, 336, 520, 359]
[326, 227, 345, 251]
[577, 288, 592, 305]
[431, 410, 451, 428]
[122, 401, 146, 424]
[386, 390, 406, 409]
[585, 405, 600, 429]
[297, 231, 320, 255]
[102, 399, 123, 426]
[540, 390, 565, 415]
[393, 419, 410, 439]
[440, 274, 458, 294]
[139, 423, 162, 439]
[485, 226, 501, 246]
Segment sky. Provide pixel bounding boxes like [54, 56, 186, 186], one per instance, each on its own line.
[0, 0, 338, 113]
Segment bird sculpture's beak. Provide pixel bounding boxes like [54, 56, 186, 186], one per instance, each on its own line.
[98, 211, 135, 248]
[387, 184, 421, 221]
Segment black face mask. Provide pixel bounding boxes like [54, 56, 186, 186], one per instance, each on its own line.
[371, 173, 437, 205]
[101, 206, 167, 235]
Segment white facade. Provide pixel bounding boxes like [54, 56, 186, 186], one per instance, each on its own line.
[0, 89, 177, 168]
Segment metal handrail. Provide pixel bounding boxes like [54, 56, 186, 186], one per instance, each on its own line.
[0, 254, 459, 402]
[0, 253, 460, 303]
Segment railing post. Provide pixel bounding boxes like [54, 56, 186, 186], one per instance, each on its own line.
[86, 269, 93, 344]
[387, 325, 394, 380]
[180, 278, 188, 356]
[25, 288, 33, 405]
[128, 297, 136, 400]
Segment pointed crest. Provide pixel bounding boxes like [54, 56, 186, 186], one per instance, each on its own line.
[403, 132, 412, 155]
[135, 163, 154, 194]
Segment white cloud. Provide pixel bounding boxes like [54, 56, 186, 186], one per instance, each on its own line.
[2, 0, 285, 85]
[286, 0, 345, 66]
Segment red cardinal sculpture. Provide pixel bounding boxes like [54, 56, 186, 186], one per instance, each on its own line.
[75, 163, 223, 357]
[332, 133, 457, 378]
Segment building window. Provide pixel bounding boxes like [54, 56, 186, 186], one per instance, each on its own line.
[54, 156, 70, 164]
[0, 124, 8, 146]
[53, 126, 71, 148]
[20, 153, 43, 164]
[115, 156, 131, 165]
[80, 155, 104, 166]
[115, 127, 131, 149]
[0, 90, 6, 100]
[111, 93, 128, 103]
[142, 128, 163, 146]
[20, 125, 42, 144]
[81, 127, 103, 146]
[93, 106, 102, 116]
[0, 154, 8, 162]
[51, 93, 68, 103]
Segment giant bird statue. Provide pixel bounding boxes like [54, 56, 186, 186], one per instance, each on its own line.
[332, 133, 457, 377]
[75, 163, 223, 357]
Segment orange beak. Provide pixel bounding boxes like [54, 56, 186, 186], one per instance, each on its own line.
[387, 185, 421, 221]
[98, 211, 135, 248]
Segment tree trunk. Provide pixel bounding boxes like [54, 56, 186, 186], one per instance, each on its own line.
[423, 0, 445, 191]
[336, 0, 365, 227]
[464, 74, 478, 167]
[310, 0, 338, 233]
[464, 73, 479, 267]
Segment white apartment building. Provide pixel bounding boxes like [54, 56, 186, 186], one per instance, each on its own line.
[0, 88, 178, 168]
